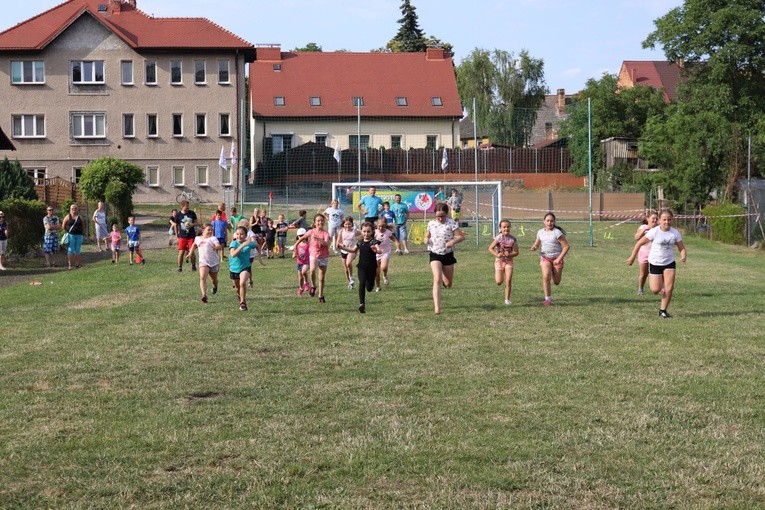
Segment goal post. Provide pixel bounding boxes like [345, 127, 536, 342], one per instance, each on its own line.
[331, 180, 502, 246]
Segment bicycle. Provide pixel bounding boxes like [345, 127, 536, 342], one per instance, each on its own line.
[176, 188, 203, 204]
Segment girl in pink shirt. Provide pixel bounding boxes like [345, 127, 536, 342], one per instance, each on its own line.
[294, 214, 331, 303]
[374, 217, 397, 290]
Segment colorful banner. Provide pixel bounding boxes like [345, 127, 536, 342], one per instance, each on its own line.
[352, 190, 436, 213]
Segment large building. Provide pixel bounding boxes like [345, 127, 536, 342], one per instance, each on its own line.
[0, 0, 255, 203]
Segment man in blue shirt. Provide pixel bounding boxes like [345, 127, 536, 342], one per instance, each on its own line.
[357, 185, 383, 223]
[391, 193, 410, 254]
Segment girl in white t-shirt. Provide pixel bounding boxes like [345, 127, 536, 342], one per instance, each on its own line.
[627, 209, 687, 318]
[488, 220, 519, 305]
[336, 217, 359, 289]
[424, 203, 465, 314]
[374, 217, 397, 291]
[187, 224, 221, 304]
[530, 212, 570, 306]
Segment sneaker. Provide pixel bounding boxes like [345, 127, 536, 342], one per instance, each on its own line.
[212, 286, 218, 295]
[318, 296, 326, 303]
[303, 282, 310, 291]
[239, 301, 247, 311]
[374, 286, 381, 292]
[191, 265, 197, 272]
[659, 310, 671, 318]
[309, 286, 316, 297]
[348, 282, 354, 291]
[637, 289, 644, 296]
[177, 266, 182, 272]
[395, 249, 402, 255]
[403, 249, 410, 254]
[202, 295, 208, 303]
[358, 303, 365, 313]
[298, 287, 304, 296]
[543, 299, 552, 307]
[383, 276, 389, 286]
[504, 299, 512, 306]
[349, 276, 355, 286]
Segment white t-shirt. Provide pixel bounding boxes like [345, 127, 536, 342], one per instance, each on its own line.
[645, 226, 682, 266]
[323, 207, 345, 228]
[536, 228, 564, 258]
[194, 235, 220, 268]
[427, 218, 459, 255]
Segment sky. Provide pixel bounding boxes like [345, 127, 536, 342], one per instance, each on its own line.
[1, 0, 684, 94]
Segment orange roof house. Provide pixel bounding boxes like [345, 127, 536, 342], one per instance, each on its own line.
[0, 0, 255, 203]
[617, 61, 685, 103]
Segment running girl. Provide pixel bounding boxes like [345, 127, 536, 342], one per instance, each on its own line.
[187, 224, 221, 303]
[424, 202, 465, 315]
[229, 226, 258, 311]
[374, 217, 397, 290]
[294, 214, 331, 303]
[343, 222, 381, 313]
[633, 211, 659, 296]
[336, 217, 359, 290]
[530, 212, 570, 306]
[488, 220, 519, 305]
[292, 228, 310, 295]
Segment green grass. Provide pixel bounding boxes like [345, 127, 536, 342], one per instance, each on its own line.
[1, 223, 764, 509]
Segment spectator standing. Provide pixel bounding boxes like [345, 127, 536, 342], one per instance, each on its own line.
[391, 194, 410, 254]
[357, 186, 383, 223]
[93, 201, 108, 252]
[0, 210, 8, 270]
[61, 204, 85, 270]
[43, 206, 61, 268]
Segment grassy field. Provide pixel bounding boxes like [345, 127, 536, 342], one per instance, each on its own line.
[1, 221, 764, 509]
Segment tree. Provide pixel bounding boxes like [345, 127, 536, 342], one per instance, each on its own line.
[79, 157, 144, 226]
[378, 0, 453, 54]
[292, 42, 322, 52]
[559, 74, 667, 189]
[457, 48, 548, 147]
[642, 0, 765, 203]
[0, 157, 37, 201]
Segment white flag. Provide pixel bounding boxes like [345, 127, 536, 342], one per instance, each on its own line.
[218, 145, 227, 170]
[441, 147, 448, 170]
[230, 142, 237, 167]
[333, 142, 341, 163]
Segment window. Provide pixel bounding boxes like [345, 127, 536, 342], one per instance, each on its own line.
[196, 165, 209, 186]
[73, 167, 83, 184]
[274, 96, 285, 106]
[11, 60, 45, 84]
[170, 60, 182, 85]
[71, 60, 105, 84]
[145, 60, 157, 85]
[172, 114, 183, 137]
[271, 134, 292, 154]
[12, 114, 45, 138]
[426, 135, 437, 149]
[349, 135, 370, 150]
[147, 166, 159, 187]
[123, 114, 134, 138]
[352, 96, 364, 107]
[147, 114, 158, 137]
[396, 96, 408, 106]
[431, 96, 443, 106]
[218, 60, 230, 84]
[195, 113, 207, 137]
[315, 134, 327, 146]
[221, 165, 232, 186]
[25, 167, 47, 185]
[391, 135, 402, 149]
[272, 64, 281, 72]
[194, 60, 206, 84]
[172, 166, 185, 186]
[219, 113, 231, 137]
[310, 96, 321, 106]
[121, 61, 133, 85]
[71, 113, 106, 138]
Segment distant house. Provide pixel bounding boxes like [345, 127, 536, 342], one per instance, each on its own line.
[249, 46, 463, 179]
[458, 117, 489, 149]
[529, 89, 574, 147]
[0, 0, 255, 203]
[617, 61, 685, 103]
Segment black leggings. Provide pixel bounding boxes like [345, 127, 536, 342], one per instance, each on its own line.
[357, 265, 377, 305]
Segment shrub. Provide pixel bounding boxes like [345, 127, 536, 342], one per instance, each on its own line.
[0, 158, 37, 201]
[0, 198, 46, 256]
[702, 202, 746, 244]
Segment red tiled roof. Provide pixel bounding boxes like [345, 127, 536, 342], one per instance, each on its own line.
[619, 61, 685, 102]
[250, 49, 463, 118]
[0, 0, 255, 57]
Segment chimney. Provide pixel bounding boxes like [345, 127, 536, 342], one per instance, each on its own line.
[426, 47, 445, 61]
[556, 88, 565, 115]
[256, 45, 283, 62]
[109, 0, 136, 13]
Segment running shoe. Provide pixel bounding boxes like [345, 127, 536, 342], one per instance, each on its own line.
[659, 310, 671, 318]
[383, 276, 389, 286]
[358, 303, 366, 313]
[212, 286, 218, 295]
[191, 265, 197, 272]
[309, 286, 316, 297]
[504, 299, 512, 306]
[202, 295, 208, 303]
[543, 299, 552, 307]
[348, 282, 354, 291]
[403, 249, 410, 254]
[318, 296, 326, 303]
[304, 282, 310, 291]
[298, 287, 304, 296]
[239, 301, 247, 311]
[637, 289, 644, 296]
[177, 266, 182, 272]
[374, 286, 381, 292]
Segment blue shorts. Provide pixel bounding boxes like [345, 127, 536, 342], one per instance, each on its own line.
[67, 234, 84, 255]
[394, 223, 408, 241]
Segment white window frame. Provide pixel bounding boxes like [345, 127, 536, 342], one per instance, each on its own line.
[271, 134, 292, 154]
[170, 60, 183, 85]
[196, 165, 209, 187]
[121, 60, 133, 85]
[24, 167, 47, 185]
[221, 164, 232, 186]
[172, 165, 185, 187]
[349, 134, 370, 150]
[71, 60, 105, 84]
[73, 167, 83, 184]
[195, 113, 207, 137]
[391, 135, 403, 149]
[219, 113, 231, 137]
[431, 96, 443, 106]
[147, 165, 160, 187]
[310, 96, 321, 106]
[71, 113, 106, 139]
[315, 133, 328, 146]
[218, 59, 230, 84]
[396, 96, 408, 106]
[147, 114, 158, 138]
[145, 60, 157, 85]
[122, 113, 135, 138]
[274, 96, 285, 106]
[194, 60, 206, 85]
[11, 60, 45, 84]
[172, 113, 183, 137]
[426, 135, 438, 149]
[12, 114, 45, 138]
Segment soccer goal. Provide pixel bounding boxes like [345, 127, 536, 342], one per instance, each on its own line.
[331, 180, 502, 246]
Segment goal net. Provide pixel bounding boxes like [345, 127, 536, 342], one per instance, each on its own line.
[331, 180, 502, 246]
